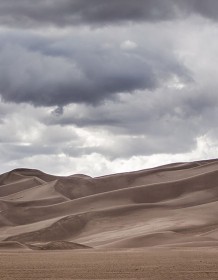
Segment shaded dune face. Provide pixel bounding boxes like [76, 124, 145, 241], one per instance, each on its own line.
[1, 159, 218, 250]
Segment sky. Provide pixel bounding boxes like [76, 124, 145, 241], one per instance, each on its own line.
[1, 0, 218, 176]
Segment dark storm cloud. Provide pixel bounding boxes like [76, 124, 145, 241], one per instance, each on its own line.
[0, 31, 190, 107]
[0, 0, 218, 28]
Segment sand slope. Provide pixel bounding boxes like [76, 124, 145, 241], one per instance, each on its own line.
[1, 159, 218, 249]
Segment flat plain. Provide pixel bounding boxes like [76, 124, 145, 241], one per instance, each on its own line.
[1, 249, 218, 280]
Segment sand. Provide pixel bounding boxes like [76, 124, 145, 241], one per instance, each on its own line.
[1, 159, 218, 278]
[1, 249, 218, 279]
[1, 159, 218, 249]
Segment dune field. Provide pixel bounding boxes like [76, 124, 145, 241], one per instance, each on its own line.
[1, 159, 218, 278]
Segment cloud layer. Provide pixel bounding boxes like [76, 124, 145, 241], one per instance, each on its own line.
[1, 0, 218, 28]
[0, 2, 218, 176]
[0, 27, 190, 107]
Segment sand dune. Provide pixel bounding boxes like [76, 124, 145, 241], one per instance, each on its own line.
[1, 159, 218, 250]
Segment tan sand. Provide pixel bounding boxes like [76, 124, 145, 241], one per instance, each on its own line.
[1, 249, 218, 279]
[1, 159, 218, 250]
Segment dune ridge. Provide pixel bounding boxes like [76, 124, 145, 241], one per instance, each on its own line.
[1, 159, 218, 250]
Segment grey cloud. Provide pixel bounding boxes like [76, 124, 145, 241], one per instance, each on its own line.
[0, 112, 90, 163]
[0, 31, 190, 107]
[1, 0, 218, 28]
[76, 134, 196, 159]
[0, 0, 177, 27]
[52, 107, 64, 116]
[0, 139, 83, 162]
[178, 0, 218, 21]
[47, 89, 201, 134]
[46, 85, 218, 158]
[1, 1, 218, 176]
[0, 144, 55, 162]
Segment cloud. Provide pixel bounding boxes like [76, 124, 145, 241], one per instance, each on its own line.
[0, 28, 191, 107]
[1, 2, 218, 176]
[45, 88, 202, 158]
[0, 0, 218, 28]
[1, 134, 218, 177]
[120, 40, 137, 50]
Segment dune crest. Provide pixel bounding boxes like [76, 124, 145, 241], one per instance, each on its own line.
[1, 159, 218, 249]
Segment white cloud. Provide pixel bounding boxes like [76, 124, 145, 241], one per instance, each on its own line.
[120, 40, 137, 50]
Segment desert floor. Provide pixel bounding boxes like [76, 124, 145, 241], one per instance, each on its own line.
[1, 249, 218, 279]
